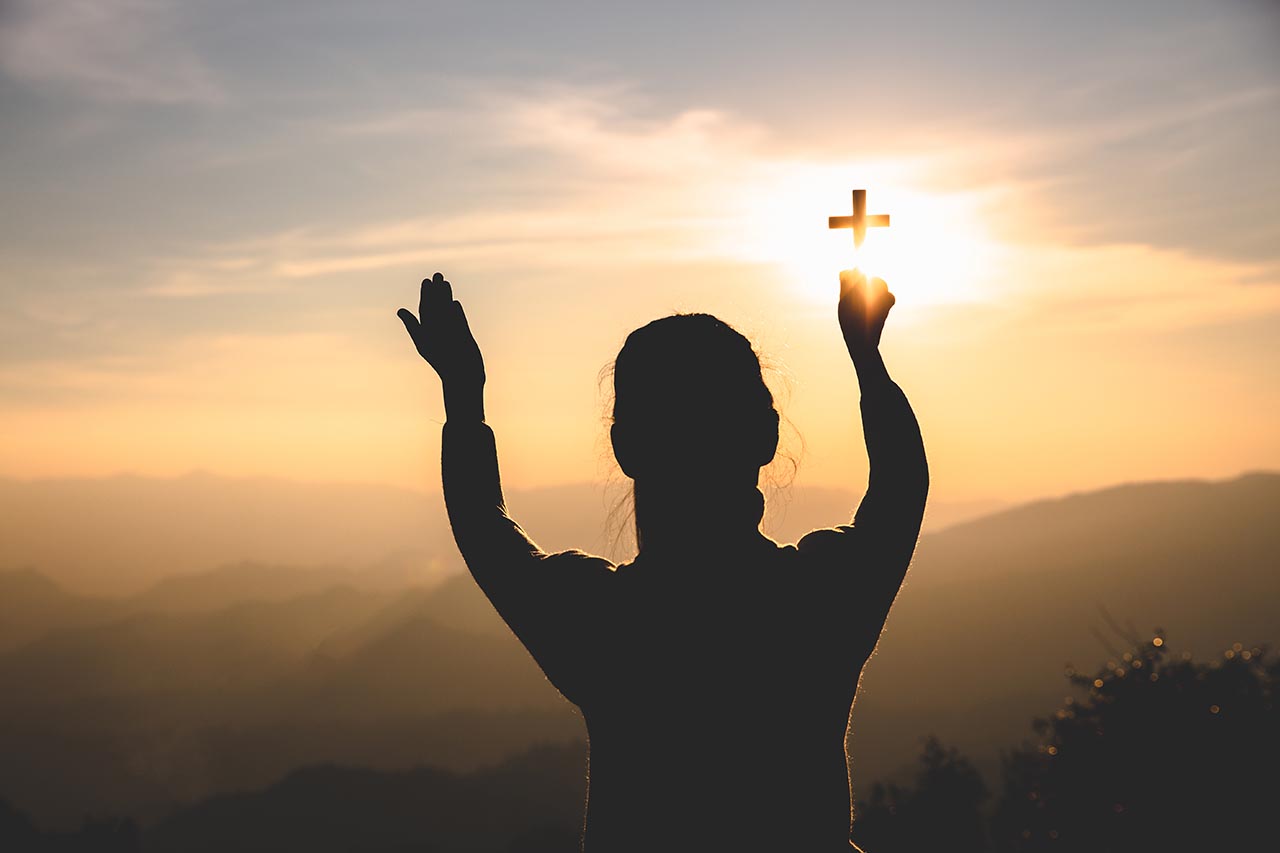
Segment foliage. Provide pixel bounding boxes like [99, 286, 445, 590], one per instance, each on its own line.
[855, 635, 1279, 853]
[991, 634, 1278, 852]
[853, 736, 989, 853]
[0, 803, 138, 853]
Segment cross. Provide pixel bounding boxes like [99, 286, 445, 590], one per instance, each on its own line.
[828, 188, 890, 250]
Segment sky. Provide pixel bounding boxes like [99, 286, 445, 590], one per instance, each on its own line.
[1, 0, 1277, 505]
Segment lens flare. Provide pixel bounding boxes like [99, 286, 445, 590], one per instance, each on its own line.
[733, 165, 1000, 308]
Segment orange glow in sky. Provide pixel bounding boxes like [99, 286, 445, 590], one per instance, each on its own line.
[0, 1, 1277, 509]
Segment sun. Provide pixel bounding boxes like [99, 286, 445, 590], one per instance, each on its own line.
[732, 165, 1000, 309]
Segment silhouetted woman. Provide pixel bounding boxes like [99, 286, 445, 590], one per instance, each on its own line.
[398, 269, 927, 852]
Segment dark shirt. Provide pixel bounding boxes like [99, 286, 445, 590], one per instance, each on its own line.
[441, 379, 927, 852]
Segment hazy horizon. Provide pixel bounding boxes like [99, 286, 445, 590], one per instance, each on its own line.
[6, 459, 1276, 502]
[2, 468, 1272, 599]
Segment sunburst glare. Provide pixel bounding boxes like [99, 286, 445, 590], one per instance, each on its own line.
[733, 165, 1000, 308]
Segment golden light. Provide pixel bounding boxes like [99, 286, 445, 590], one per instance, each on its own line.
[732, 164, 1002, 308]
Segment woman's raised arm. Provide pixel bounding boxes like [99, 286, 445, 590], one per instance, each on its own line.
[838, 269, 929, 569]
[799, 270, 928, 639]
[397, 274, 613, 695]
[397, 273, 541, 605]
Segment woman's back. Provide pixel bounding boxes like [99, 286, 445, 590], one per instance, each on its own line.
[579, 536, 890, 851]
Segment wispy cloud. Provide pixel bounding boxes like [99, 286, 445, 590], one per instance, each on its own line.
[147, 90, 919, 292]
[143, 85, 1280, 334]
[0, 0, 222, 104]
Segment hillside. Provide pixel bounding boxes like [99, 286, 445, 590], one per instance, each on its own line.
[0, 570, 120, 651]
[0, 563, 413, 652]
[0, 472, 1274, 829]
[143, 742, 588, 853]
[850, 471, 1280, 782]
[0, 573, 577, 826]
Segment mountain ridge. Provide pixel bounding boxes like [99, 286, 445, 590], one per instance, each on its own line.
[0, 471, 1275, 827]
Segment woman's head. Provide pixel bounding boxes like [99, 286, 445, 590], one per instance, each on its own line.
[610, 314, 779, 486]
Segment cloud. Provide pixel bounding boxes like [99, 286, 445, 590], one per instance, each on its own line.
[973, 84, 1280, 268]
[149, 90, 920, 290]
[994, 241, 1280, 334]
[0, 0, 222, 104]
[126, 83, 1280, 340]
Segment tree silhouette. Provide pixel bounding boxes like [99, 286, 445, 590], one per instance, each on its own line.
[852, 736, 989, 852]
[0, 801, 138, 853]
[854, 634, 1278, 853]
[0, 800, 41, 851]
[992, 634, 1279, 852]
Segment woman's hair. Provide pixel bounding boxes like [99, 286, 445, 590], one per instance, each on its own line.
[610, 313, 780, 481]
[598, 313, 802, 557]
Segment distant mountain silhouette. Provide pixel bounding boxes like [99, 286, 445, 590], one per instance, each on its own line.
[0, 472, 1274, 829]
[144, 742, 587, 853]
[131, 560, 416, 614]
[297, 579, 567, 718]
[0, 587, 390, 707]
[850, 471, 1280, 787]
[0, 570, 122, 651]
[0, 575, 576, 827]
[312, 573, 513, 657]
[0, 473, 995, 596]
[0, 560, 461, 653]
[0, 473, 456, 596]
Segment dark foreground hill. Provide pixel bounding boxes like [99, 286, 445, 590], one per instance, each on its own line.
[0, 742, 588, 853]
[143, 742, 588, 853]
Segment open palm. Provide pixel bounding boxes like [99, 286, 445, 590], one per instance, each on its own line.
[397, 272, 485, 388]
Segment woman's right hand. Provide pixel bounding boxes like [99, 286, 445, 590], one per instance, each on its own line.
[837, 269, 895, 363]
[398, 272, 486, 389]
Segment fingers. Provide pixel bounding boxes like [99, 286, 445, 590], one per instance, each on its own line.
[869, 277, 894, 309]
[839, 268, 866, 299]
[839, 270, 894, 307]
[452, 300, 472, 334]
[397, 308, 422, 343]
[419, 272, 453, 319]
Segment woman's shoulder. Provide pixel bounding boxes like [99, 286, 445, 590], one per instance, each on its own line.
[529, 550, 619, 596]
[793, 524, 859, 558]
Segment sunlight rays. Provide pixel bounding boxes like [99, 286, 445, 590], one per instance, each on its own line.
[730, 164, 1000, 308]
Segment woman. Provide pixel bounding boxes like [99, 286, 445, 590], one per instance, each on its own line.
[397, 269, 927, 851]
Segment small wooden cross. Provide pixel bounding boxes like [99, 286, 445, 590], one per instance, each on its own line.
[828, 188, 889, 250]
